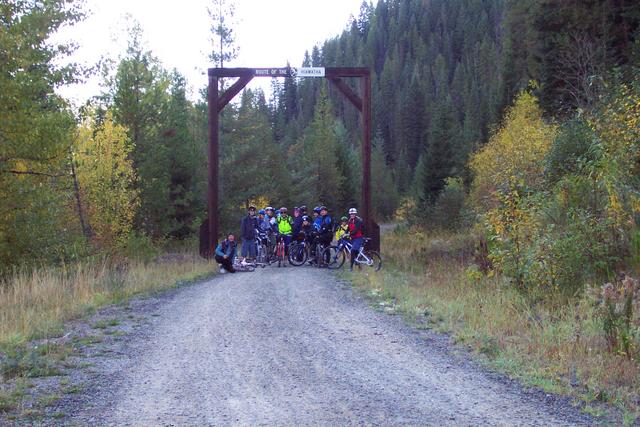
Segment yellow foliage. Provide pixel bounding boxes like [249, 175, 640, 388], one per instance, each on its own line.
[74, 112, 139, 249]
[244, 196, 270, 211]
[588, 83, 640, 230]
[468, 91, 554, 286]
[469, 92, 558, 211]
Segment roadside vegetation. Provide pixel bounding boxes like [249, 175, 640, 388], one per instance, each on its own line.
[351, 229, 639, 423]
[0, 246, 213, 352]
[351, 75, 640, 423]
[0, 244, 213, 415]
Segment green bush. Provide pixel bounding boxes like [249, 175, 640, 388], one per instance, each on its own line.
[545, 118, 600, 184]
[425, 177, 469, 231]
[523, 210, 619, 298]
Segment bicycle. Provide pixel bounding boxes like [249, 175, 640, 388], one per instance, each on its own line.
[231, 257, 256, 272]
[288, 233, 310, 266]
[323, 236, 352, 269]
[252, 230, 270, 268]
[275, 234, 287, 267]
[323, 237, 382, 271]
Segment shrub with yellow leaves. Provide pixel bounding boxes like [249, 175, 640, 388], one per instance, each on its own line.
[469, 91, 558, 212]
[589, 81, 640, 236]
[74, 112, 139, 250]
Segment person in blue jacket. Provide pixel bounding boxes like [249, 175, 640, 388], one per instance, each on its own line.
[215, 234, 237, 273]
[257, 209, 271, 233]
[317, 205, 333, 248]
[312, 206, 322, 232]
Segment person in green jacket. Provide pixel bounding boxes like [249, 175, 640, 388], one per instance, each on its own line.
[276, 207, 294, 253]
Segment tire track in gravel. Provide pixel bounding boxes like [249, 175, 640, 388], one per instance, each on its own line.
[66, 267, 596, 426]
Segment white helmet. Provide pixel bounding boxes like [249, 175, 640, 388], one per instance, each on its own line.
[349, 208, 358, 214]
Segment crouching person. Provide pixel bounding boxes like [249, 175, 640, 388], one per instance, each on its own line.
[215, 234, 237, 273]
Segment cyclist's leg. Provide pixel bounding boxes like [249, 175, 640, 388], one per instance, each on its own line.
[240, 239, 249, 261]
[308, 235, 317, 263]
[284, 234, 292, 254]
[216, 255, 236, 273]
[350, 237, 363, 270]
[321, 235, 332, 264]
[247, 238, 256, 261]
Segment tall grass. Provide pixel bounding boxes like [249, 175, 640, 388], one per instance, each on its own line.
[350, 227, 639, 420]
[0, 252, 214, 348]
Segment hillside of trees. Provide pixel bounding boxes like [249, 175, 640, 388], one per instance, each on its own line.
[1, 0, 639, 275]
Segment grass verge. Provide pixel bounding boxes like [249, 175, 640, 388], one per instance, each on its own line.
[346, 227, 639, 424]
[0, 250, 215, 377]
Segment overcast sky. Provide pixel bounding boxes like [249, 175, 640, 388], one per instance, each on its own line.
[56, 0, 364, 105]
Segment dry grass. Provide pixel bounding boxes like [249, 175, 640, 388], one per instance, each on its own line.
[349, 226, 639, 422]
[0, 251, 214, 349]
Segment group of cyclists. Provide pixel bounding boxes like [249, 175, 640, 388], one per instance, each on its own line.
[214, 205, 366, 273]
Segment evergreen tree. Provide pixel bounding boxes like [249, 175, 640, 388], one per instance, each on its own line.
[162, 71, 202, 239]
[105, 22, 172, 237]
[289, 86, 344, 209]
[207, 0, 238, 68]
[415, 95, 460, 212]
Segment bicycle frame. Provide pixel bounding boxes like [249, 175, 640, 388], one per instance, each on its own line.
[337, 237, 373, 266]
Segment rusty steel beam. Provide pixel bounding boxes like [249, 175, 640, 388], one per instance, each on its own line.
[209, 68, 254, 77]
[325, 68, 369, 78]
[361, 71, 377, 251]
[328, 78, 363, 112]
[207, 73, 219, 257]
[218, 75, 254, 113]
[209, 67, 370, 79]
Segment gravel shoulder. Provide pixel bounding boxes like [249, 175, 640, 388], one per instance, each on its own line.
[3, 267, 600, 426]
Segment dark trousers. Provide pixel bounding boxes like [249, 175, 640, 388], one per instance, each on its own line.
[215, 255, 236, 273]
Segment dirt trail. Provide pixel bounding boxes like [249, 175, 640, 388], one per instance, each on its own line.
[64, 267, 594, 426]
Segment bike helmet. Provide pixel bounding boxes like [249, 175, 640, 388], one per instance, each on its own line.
[280, 207, 288, 213]
[302, 215, 310, 222]
[265, 206, 274, 212]
[341, 216, 348, 222]
[299, 205, 307, 212]
[293, 206, 300, 212]
[258, 209, 266, 215]
[313, 206, 321, 214]
[319, 205, 328, 212]
[349, 208, 358, 214]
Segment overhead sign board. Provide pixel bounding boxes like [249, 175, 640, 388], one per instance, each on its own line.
[252, 67, 325, 78]
[254, 68, 290, 77]
[291, 67, 325, 77]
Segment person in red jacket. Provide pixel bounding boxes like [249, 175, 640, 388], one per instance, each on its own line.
[347, 207, 364, 271]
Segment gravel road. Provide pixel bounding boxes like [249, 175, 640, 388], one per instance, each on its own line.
[61, 267, 596, 426]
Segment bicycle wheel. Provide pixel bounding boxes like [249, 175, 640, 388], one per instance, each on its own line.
[362, 250, 382, 271]
[323, 245, 346, 269]
[288, 242, 307, 266]
[277, 242, 285, 267]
